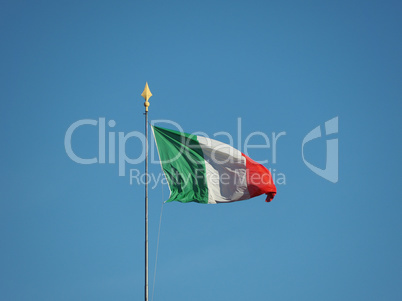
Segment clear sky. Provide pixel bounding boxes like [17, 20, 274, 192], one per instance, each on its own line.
[1, 0, 401, 300]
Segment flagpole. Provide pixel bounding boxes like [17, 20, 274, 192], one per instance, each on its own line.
[141, 82, 152, 301]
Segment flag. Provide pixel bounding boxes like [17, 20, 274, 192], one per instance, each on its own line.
[152, 125, 277, 204]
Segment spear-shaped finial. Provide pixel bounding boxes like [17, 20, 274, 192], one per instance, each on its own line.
[141, 82, 152, 112]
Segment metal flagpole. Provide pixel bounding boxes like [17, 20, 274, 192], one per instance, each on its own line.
[141, 82, 152, 301]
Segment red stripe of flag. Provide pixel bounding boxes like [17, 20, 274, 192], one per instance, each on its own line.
[242, 153, 277, 202]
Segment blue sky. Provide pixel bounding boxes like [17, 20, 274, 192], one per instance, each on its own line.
[1, 0, 401, 300]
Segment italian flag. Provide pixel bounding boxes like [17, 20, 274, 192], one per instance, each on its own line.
[152, 126, 277, 204]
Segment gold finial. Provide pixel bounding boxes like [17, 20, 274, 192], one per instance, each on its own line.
[141, 82, 152, 112]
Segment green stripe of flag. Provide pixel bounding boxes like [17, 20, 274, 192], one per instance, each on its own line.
[152, 126, 209, 204]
